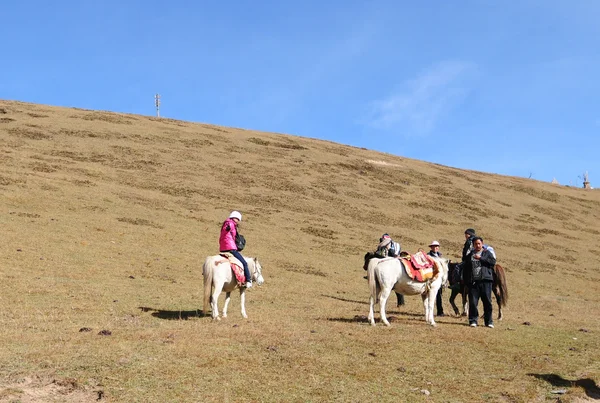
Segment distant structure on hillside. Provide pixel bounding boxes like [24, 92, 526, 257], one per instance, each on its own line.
[583, 171, 591, 189]
[154, 94, 161, 118]
[551, 178, 559, 185]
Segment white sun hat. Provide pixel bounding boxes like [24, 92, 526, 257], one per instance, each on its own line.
[229, 211, 242, 221]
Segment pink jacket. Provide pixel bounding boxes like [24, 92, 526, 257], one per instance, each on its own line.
[219, 218, 238, 251]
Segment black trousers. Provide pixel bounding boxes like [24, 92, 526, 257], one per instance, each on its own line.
[467, 281, 493, 325]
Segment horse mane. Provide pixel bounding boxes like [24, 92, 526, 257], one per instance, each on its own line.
[494, 264, 509, 306]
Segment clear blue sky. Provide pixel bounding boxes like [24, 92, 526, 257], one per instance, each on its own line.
[2, 1, 598, 186]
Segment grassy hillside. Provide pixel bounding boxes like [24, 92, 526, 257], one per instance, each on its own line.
[1, 99, 599, 402]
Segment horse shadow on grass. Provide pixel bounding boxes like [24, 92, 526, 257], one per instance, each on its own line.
[528, 373, 600, 399]
[326, 315, 428, 324]
[327, 312, 428, 324]
[327, 311, 469, 326]
[322, 294, 368, 305]
[327, 315, 371, 324]
[139, 306, 206, 320]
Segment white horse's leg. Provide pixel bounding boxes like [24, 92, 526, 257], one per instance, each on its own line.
[368, 293, 378, 326]
[422, 294, 429, 324]
[368, 279, 380, 326]
[240, 289, 247, 319]
[211, 283, 224, 321]
[222, 292, 231, 318]
[379, 287, 392, 326]
[424, 289, 437, 326]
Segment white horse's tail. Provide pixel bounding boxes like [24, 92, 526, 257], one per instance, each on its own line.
[203, 256, 215, 316]
[368, 258, 379, 303]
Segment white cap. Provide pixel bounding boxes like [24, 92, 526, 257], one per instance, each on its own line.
[229, 211, 242, 221]
[429, 240, 440, 247]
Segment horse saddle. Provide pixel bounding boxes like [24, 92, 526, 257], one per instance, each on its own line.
[218, 253, 246, 284]
[400, 251, 438, 282]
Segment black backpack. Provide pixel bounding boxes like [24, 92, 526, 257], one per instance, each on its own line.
[235, 233, 246, 251]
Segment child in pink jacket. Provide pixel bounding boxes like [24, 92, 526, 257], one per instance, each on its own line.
[219, 211, 251, 288]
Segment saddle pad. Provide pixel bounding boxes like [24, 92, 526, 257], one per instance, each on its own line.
[219, 253, 246, 285]
[231, 263, 245, 284]
[411, 251, 434, 270]
[401, 257, 435, 282]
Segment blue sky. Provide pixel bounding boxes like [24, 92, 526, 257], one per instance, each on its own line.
[2, 1, 598, 186]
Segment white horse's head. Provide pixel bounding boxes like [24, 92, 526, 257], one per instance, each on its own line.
[432, 256, 450, 285]
[252, 258, 265, 286]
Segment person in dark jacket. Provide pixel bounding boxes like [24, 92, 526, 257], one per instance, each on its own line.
[462, 228, 476, 262]
[455, 228, 477, 297]
[427, 241, 445, 316]
[463, 236, 496, 328]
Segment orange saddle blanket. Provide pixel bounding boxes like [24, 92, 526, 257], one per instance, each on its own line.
[401, 251, 436, 282]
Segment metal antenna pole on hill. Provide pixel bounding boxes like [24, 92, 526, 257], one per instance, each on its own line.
[155, 94, 161, 118]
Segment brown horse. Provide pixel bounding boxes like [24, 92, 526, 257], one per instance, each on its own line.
[448, 262, 508, 320]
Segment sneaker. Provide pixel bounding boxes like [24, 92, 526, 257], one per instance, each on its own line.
[244, 282, 252, 289]
[487, 324, 494, 328]
[470, 323, 477, 327]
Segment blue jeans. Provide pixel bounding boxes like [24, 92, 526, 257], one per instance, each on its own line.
[223, 250, 250, 283]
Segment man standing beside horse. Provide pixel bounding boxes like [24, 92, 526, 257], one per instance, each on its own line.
[447, 228, 476, 316]
[462, 228, 476, 261]
[427, 241, 445, 317]
[463, 236, 497, 328]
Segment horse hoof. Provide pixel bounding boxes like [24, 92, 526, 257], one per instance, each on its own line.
[242, 314, 248, 319]
[383, 321, 391, 327]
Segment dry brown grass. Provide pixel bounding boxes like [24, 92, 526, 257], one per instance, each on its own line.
[1, 99, 599, 402]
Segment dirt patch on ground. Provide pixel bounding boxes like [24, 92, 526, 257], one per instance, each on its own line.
[0, 376, 99, 402]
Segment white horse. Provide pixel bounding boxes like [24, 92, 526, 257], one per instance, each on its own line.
[366, 254, 449, 326]
[202, 255, 264, 320]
